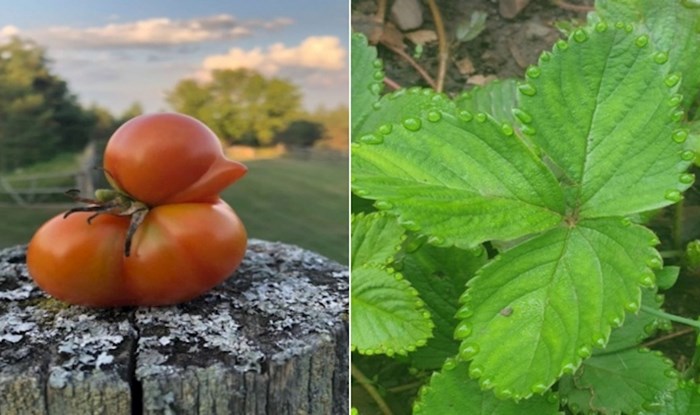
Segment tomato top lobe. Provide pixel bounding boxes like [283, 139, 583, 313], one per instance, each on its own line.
[104, 112, 246, 206]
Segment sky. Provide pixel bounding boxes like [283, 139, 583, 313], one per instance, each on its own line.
[0, 0, 348, 115]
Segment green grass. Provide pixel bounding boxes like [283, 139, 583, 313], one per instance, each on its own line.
[0, 152, 349, 264]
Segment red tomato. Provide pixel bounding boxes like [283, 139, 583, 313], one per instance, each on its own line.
[104, 113, 246, 206]
[27, 200, 246, 307]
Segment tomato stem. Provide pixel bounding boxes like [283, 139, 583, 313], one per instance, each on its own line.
[64, 189, 150, 257]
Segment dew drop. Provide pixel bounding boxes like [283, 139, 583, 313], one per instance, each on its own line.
[531, 383, 548, 394]
[431, 94, 445, 103]
[501, 124, 514, 136]
[512, 108, 533, 124]
[635, 35, 649, 47]
[644, 321, 658, 335]
[620, 217, 632, 227]
[595, 22, 608, 32]
[495, 389, 513, 400]
[681, 150, 695, 161]
[521, 125, 536, 135]
[372, 101, 381, 110]
[669, 94, 683, 106]
[562, 363, 577, 375]
[664, 369, 679, 378]
[671, 110, 685, 122]
[400, 220, 420, 231]
[353, 188, 368, 197]
[479, 377, 493, 389]
[624, 23, 633, 32]
[653, 51, 669, 64]
[640, 274, 656, 288]
[404, 237, 424, 253]
[672, 130, 688, 143]
[642, 402, 664, 412]
[593, 335, 606, 348]
[427, 111, 442, 123]
[625, 301, 640, 313]
[680, 173, 695, 185]
[555, 39, 569, 50]
[539, 51, 552, 63]
[664, 189, 682, 202]
[665, 74, 681, 87]
[649, 235, 661, 246]
[408, 86, 421, 94]
[526, 66, 542, 79]
[374, 200, 393, 210]
[386, 348, 395, 357]
[369, 83, 382, 94]
[615, 21, 625, 30]
[458, 110, 473, 122]
[458, 291, 471, 304]
[406, 344, 417, 352]
[646, 257, 662, 269]
[428, 235, 447, 246]
[469, 364, 484, 378]
[455, 305, 473, 319]
[416, 338, 428, 347]
[458, 342, 480, 360]
[372, 58, 383, 68]
[373, 70, 385, 81]
[453, 321, 473, 340]
[359, 134, 384, 144]
[546, 392, 559, 404]
[518, 83, 537, 96]
[577, 346, 592, 358]
[610, 316, 623, 327]
[443, 358, 457, 371]
[378, 124, 393, 135]
[475, 113, 487, 123]
[573, 29, 588, 43]
[402, 117, 422, 131]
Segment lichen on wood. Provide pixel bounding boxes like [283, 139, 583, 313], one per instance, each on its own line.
[0, 240, 348, 415]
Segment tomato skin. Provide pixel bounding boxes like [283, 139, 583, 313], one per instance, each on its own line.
[104, 113, 246, 206]
[27, 200, 247, 307]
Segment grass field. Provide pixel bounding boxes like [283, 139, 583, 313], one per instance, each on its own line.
[0, 152, 349, 263]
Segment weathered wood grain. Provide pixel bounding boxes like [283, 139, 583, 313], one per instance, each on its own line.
[0, 240, 348, 414]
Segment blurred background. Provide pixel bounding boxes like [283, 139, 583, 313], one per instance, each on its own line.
[0, 0, 349, 263]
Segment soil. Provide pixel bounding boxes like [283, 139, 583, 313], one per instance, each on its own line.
[352, 0, 595, 96]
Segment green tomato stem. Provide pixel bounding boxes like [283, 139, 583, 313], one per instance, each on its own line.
[641, 305, 700, 329]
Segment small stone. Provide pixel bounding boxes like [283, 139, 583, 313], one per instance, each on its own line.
[390, 0, 423, 31]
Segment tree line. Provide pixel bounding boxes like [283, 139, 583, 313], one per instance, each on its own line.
[0, 37, 348, 173]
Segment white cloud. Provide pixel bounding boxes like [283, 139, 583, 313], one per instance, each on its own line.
[201, 36, 346, 76]
[0, 25, 20, 39]
[14, 14, 294, 49]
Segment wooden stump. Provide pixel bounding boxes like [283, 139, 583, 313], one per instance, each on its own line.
[0, 240, 348, 415]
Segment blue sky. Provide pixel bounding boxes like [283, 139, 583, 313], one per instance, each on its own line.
[0, 0, 348, 114]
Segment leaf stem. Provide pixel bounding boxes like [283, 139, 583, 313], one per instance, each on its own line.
[659, 250, 683, 259]
[351, 364, 394, 415]
[641, 305, 700, 329]
[641, 327, 696, 349]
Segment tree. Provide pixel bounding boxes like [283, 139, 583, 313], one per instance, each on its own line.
[0, 37, 94, 172]
[274, 120, 325, 148]
[166, 69, 302, 147]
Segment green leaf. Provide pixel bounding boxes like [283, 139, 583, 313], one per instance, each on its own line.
[656, 266, 681, 290]
[400, 243, 487, 369]
[518, 23, 692, 217]
[594, 0, 700, 108]
[355, 87, 456, 140]
[641, 380, 700, 415]
[413, 361, 559, 415]
[351, 33, 383, 138]
[455, 79, 520, 126]
[458, 217, 660, 398]
[351, 265, 434, 355]
[603, 287, 666, 354]
[559, 348, 677, 414]
[352, 111, 565, 249]
[351, 212, 405, 268]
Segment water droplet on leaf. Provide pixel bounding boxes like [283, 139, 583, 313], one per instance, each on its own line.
[400, 220, 420, 231]
[526, 66, 541, 79]
[443, 358, 457, 371]
[620, 217, 632, 227]
[664, 189, 682, 202]
[531, 383, 548, 394]
[374, 200, 393, 210]
[573, 29, 588, 43]
[646, 257, 662, 269]
[453, 321, 473, 339]
[673, 130, 688, 143]
[458, 110, 473, 122]
[518, 83, 537, 96]
[653, 51, 669, 64]
[458, 342, 480, 360]
[640, 275, 655, 288]
[469, 365, 483, 378]
[479, 377, 493, 389]
[594, 335, 606, 348]
[359, 134, 383, 144]
[665, 74, 681, 87]
[664, 369, 679, 378]
[513, 108, 533, 124]
[615, 21, 625, 30]
[555, 39, 569, 50]
[521, 125, 536, 135]
[577, 346, 592, 358]
[372, 101, 381, 110]
[373, 71, 384, 81]
[625, 301, 640, 313]
[378, 124, 393, 135]
[495, 389, 513, 400]
[671, 110, 685, 122]
[427, 111, 442, 123]
[680, 173, 695, 184]
[595, 22, 608, 32]
[562, 363, 577, 375]
[428, 235, 447, 246]
[475, 113, 487, 123]
[644, 321, 658, 335]
[624, 23, 633, 32]
[635, 35, 649, 47]
[681, 150, 695, 161]
[539, 51, 552, 63]
[369, 83, 382, 94]
[501, 124, 514, 136]
[402, 117, 422, 131]
[372, 59, 383, 68]
[669, 94, 683, 106]
[610, 316, 623, 327]
[455, 305, 473, 319]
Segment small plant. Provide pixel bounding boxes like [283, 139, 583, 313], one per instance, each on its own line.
[351, 1, 700, 414]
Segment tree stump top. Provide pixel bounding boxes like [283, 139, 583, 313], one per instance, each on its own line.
[0, 240, 349, 415]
